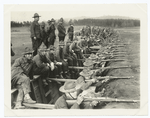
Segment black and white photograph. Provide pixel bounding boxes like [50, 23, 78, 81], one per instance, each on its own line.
[3, 3, 148, 116]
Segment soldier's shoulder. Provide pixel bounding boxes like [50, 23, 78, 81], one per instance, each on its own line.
[32, 54, 39, 61]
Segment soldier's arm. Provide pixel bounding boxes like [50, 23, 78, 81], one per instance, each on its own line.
[33, 55, 47, 68]
[30, 22, 35, 38]
[11, 58, 22, 68]
[54, 96, 69, 109]
[80, 81, 93, 90]
[70, 103, 80, 109]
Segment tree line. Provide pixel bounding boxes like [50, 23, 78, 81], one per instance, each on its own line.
[11, 19, 140, 28]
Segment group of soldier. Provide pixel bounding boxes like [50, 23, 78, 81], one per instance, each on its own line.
[11, 13, 119, 109]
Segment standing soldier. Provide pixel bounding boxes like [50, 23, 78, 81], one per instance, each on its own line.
[47, 18, 56, 47]
[57, 18, 66, 42]
[40, 22, 48, 48]
[30, 13, 42, 56]
[67, 21, 74, 41]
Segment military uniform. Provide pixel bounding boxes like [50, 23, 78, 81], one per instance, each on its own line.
[54, 76, 96, 109]
[69, 41, 84, 66]
[64, 42, 78, 78]
[47, 19, 56, 47]
[11, 47, 36, 109]
[55, 45, 70, 79]
[67, 25, 74, 41]
[30, 21, 42, 56]
[32, 52, 50, 85]
[40, 22, 48, 48]
[57, 18, 66, 42]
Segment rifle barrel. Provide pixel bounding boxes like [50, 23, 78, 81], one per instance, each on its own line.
[66, 97, 140, 105]
[68, 65, 139, 70]
[77, 59, 127, 62]
[48, 76, 133, 82]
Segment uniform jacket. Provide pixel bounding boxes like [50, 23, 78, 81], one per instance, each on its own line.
[32, 54, 50, 69]
[40, 28, 48, 43]
[63, 43, 70, 57]
[67, 26, 74, 35]
[54, 76, 94, 109]
[57, 24, 66, 37]
[55, 47, 64, 62]
[30, 21, 41, 38]
[69, 42, 81, 52]
[11, 56, 33, 88]
[47, 24, 56, 38]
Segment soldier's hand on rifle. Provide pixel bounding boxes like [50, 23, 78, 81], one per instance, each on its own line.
[34, 37, 36, 40]
[46, 63, 50, 67]
[76, 94, 84, 105]
[90, 101, 99, 107]
[102, 76, 110, 83]
[91, 78, 98, 83]
[50, 62, 55, 71]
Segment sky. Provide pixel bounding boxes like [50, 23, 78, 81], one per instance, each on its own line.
[10, 4, 146, 22]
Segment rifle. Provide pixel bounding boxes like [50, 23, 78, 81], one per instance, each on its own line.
[77, 58, 127, 62]
[66, 97, 140, 106]
[48, 76, 134, 82]
[91, 51, 127, 54]
[68, 65, 139, 70]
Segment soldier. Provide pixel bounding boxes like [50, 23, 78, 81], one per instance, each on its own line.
[32, 49, 54, 86]
[55, 42, 70, 79]
[69, 37, 85, 66]
[30, 13, 42, 56]
[46, 46, 63, 78]
[47, 18, 56, 47]
[11, 47, 36, 109]
[81, 27, 85, 37]
[67, 21, 74, 41]
[57, 18, 66, 42]
[54, 76, 98, 109]
[64, 41, 78, 78]
[40, 22, 48, 48]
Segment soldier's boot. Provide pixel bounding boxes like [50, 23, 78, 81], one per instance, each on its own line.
[23, 94, 36, 104]
[14, 101, 25, 109]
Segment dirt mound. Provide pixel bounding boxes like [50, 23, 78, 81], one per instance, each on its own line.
[99, 43, 140, 109]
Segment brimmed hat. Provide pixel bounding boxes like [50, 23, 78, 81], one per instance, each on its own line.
[22, 47, 33, 55]
[83, 59, 95, 66]
[89, 53, 98, 60]
[59, 18, 64, 23]
[41, 22, 45, 26]
[50, 18, 55, 22]
[47, 20, 51, 23]
[32, 13, 41, 18]
[69, 20, 73, 25]
[79, 68, 93, 78]
[59, 78, 85, 93]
